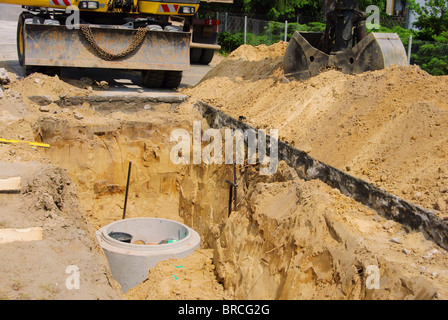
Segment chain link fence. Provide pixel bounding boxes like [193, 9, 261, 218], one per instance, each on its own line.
[217, 13, 285, 47]
[216, 13, 326, 52]
[214, 13, 448, 76]
[216, 13, 409, 46]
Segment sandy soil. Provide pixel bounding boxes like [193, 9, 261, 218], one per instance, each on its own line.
[0, 161, 122, 299]
[0, 60, 233, 300]
[125, 249, 233, 300]
[214, 162, 448, 299]
[1, 46, 448, 300]
[183, 43, 448, 219]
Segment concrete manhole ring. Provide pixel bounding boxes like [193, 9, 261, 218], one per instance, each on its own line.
[96, 217, 200, 293]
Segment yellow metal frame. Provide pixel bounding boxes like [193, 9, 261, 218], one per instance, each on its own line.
[0, 0, 199, 15]
[1, 0, 83, 10]
[138, 1, 199, 15]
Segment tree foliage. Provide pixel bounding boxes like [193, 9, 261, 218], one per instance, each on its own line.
[218, 21, 325, 53]
[215, 0, 448, 75]
[405, 0, 448, 75]
[227, 0, 389, 20]
[408, 0, 448, 40]
[357, 0, 388, 13]
[232, 0, 321, 20]
[412, 42, 448, 75]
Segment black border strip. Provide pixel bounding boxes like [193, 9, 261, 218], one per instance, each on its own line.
[195, 100, 448, 250]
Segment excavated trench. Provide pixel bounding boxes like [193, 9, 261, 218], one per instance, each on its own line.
[36, 107, 230, 249]
[32, 99, 448, 300]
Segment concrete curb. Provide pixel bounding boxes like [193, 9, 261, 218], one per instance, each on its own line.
[28, 93, 189, 113]
[96, 217, 200, 293]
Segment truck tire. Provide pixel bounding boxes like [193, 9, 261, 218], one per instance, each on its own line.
[142, 70, 165, 88]
[190, 48, 202, 64]
[17, 13, 27, 68]
[163, 71, 183, 88]
[199, 49, 215, 65]
[17, 13, 61, 77]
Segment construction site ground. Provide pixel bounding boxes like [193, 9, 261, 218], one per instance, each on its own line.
[1, 5, 448, 300]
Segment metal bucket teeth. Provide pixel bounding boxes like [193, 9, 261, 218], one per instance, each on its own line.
[283, 31, 408, 81]
[283, 31, 328, 81]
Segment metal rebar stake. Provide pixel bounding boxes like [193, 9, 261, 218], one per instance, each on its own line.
[122, 161, 132, 220]
[233, 163, 237, 212]
[225, 163, 238, 217]
[226, 182, 233, 217]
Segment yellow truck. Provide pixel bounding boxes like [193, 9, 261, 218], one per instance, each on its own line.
[0, 0, 232, 87]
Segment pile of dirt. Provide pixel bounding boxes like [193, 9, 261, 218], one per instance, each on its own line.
[2, 44, 448, 301]
[125, 249, 233, 300]
[213, 161, 448, 299]
[200, 43, 288, 82]
[183, 43, 448, 219]
[0, 70, 231, 299]
[10, 73, 89, 102]
[0, 162, 122, 299]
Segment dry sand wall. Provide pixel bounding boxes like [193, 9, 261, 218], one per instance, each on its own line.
[214, 170, 447, 300]
[183, 43, 448, 220]
[2, 43, 448, 300]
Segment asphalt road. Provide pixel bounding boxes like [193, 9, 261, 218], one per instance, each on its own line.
[0, 3, 213, 93]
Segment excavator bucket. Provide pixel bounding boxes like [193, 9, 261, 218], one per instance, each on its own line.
[23, 23, 191, 71]
[283, 31, 408, 81]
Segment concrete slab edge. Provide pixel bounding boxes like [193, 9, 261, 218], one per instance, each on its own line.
[28, 93, 189, 107]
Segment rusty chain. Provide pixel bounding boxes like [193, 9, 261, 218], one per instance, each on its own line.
[80, 24, 148, 61]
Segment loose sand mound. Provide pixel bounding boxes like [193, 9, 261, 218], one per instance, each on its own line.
[201, 43, 288, 82]
[0, 162, 122, 299]
[183, 43, 448, 218]
[215, 164, 448, 299]
[12, 73, 88, 101]
[2, 45, 448, 301]
[125, 249, 232, 300]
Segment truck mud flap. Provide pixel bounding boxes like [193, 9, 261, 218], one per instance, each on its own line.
[23, 24, 191, 71]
